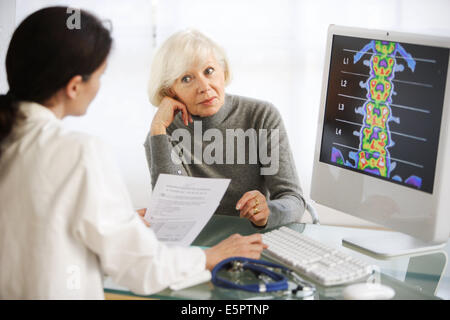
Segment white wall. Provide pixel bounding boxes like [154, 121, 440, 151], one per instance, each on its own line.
[0, 0, 16, 92]
[4, 0, 450, 227]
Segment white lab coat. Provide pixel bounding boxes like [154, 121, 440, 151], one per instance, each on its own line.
[0, 102, 206, 299]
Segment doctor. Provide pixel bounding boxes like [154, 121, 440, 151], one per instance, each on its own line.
[0, 7, 266, 299]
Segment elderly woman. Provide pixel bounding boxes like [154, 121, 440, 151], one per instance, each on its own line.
[144, 29, 305, 229]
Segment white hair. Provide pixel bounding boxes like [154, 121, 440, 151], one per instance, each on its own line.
[148, 29, 232, 106]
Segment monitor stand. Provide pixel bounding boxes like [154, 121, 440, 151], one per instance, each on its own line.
[342, 232, 447, 259]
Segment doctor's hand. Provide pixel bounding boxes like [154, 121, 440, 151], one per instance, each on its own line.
[236, 190, 270, 227]
[150, 96, 193, 136]
[204, 233, 268, 270]
[136, 208, 150, 228]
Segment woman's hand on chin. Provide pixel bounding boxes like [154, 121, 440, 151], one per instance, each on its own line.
[150, 96, 193, 136]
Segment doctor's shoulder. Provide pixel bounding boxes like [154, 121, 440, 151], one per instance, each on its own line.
[49, 128, 112, 168]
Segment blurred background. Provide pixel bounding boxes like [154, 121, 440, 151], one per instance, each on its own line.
[1, 0, 450, 227]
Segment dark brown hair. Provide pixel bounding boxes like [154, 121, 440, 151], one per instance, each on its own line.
[0, 6, 112, 156]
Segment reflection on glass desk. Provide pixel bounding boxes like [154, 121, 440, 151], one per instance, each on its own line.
[103, 215, 449, 300]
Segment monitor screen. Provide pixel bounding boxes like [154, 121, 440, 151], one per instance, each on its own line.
[319, 35, 449, 194]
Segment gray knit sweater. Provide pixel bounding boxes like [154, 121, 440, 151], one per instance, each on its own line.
[144, 94, 305, 229]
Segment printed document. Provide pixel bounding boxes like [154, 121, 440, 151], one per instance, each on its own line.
[144, 174, 230, 246]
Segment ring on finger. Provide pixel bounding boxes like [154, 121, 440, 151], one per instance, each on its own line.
[253, 207, 260, 214]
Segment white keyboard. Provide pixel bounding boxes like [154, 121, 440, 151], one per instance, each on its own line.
[262, 226, 376, 286]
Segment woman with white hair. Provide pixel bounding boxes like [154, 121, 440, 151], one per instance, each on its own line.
[145, 29, 305, 229]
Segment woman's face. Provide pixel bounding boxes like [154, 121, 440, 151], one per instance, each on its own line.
[170, 54, 225, 117]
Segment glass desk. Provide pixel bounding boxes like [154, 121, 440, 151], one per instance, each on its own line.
[104, 215, 449, 300]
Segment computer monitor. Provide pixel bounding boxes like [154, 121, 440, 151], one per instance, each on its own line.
[311, 25, 450, 258]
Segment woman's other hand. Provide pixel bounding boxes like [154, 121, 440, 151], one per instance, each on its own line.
[204, 233, 267, 270]
[236, 190, 270, 227]
[136, 208, 150, 227]
[150, 96, 193, 136]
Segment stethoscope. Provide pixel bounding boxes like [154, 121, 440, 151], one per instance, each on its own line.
[211, 257, 316, 297]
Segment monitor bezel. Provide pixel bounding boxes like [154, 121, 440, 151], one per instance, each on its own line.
[311, 25, 450, 242]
